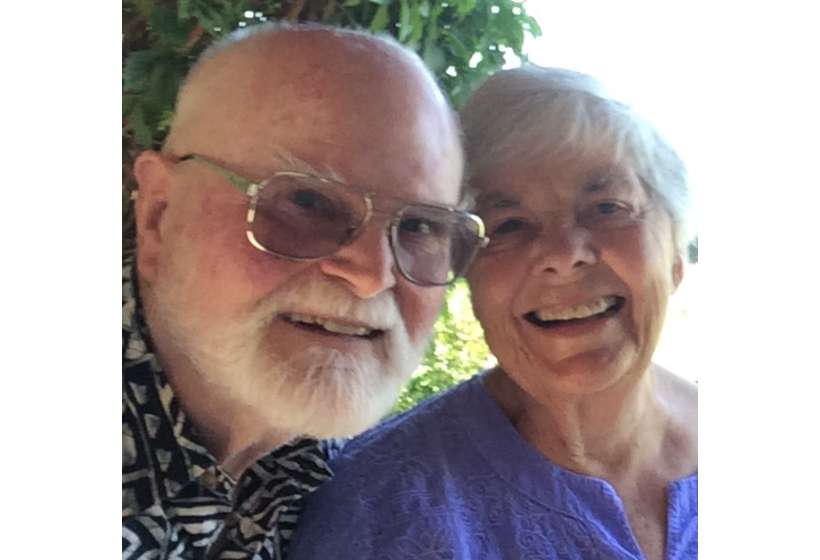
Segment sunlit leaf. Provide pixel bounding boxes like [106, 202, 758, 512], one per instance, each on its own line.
[369, 4, 389, 31]
[455, 0, 477, 17]
[525, 14, 542, 37]
[409, 1, 424, 45]
[399, 0, 412, 42]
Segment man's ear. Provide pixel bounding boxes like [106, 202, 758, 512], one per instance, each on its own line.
[133, 151, 175, 283]
[671, 253, 684, 292]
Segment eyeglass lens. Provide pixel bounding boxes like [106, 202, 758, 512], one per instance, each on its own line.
[252, 175, 364, 258]
[249, 175, 481, 285]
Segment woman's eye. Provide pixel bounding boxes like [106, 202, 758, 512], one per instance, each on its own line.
[579, 201, 636, 228]
[594, 202, 626, 215]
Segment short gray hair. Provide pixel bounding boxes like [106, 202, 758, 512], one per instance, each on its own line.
[460, 65, 693, 253]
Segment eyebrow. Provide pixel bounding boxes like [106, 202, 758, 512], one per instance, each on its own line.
[268, 149, 346, 183]
[582, 166, 638, 194]
[476, 193, 520, 210]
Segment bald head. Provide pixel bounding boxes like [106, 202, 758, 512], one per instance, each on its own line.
[164, 23, 461, 193]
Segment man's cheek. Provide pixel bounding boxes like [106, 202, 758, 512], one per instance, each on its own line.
[404, 289, 446, 342]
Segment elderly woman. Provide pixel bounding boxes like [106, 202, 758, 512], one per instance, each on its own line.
[287, 66, 697, 560]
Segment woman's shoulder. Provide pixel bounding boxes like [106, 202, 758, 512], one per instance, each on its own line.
[655, 364, 697, 421]
[654, 364, 698, 476]
[286, 375, 491, 559]
[334, 373, 485, 470]
[342, 376, 479, 450]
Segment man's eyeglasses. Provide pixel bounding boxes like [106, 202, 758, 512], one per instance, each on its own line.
[176, 154, 489, 286]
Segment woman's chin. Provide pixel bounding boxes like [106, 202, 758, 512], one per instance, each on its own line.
[514, 346, 643, 397]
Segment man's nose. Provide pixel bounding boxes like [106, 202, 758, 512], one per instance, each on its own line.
[317, 223, 397, 298]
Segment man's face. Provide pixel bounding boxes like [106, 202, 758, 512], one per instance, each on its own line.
[139, 37, 463, 437]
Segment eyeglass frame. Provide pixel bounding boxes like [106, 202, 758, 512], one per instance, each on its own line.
[174, 153, 489, 286]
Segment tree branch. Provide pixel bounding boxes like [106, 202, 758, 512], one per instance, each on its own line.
[286, 0, 307, 21]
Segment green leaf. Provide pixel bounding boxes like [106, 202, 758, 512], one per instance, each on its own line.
[126, 105, 154, 148]
[149, 6, 193, 48]
[422, 43, 445, 72]
[455, 0, 477, 17]
[368, 0, 391, 5]
[123, 50, 155, 92]
[157, 109, 176, 134]
[122, 93, 136, 118]
[178, 0, 192, 19]
[343, 0, 362, 5]
[132, 0, 155, 19]
[525, 14, 542, 37]
[443, 29, 469, 59]
[399, 0, 412, 42]
[369, 4, 389, 31]
[191, 1, 229, 33]
[409, 1, 424, 45]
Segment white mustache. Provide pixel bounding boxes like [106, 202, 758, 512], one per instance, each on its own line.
[248, 276, 402, 332]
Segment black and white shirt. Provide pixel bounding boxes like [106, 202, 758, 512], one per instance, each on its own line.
[122, 256, 341, 559]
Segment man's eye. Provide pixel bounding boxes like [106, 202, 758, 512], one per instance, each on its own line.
[492, 218, 528, 235]
[400, 217, 438, 235]
[292, 189, 332, 212]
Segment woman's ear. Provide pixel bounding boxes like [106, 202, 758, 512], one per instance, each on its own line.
[133, 151, 175, 283]
[672, 254, 684, 291]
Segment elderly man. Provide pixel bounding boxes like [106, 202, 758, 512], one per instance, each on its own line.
[123, 22, 486, 559]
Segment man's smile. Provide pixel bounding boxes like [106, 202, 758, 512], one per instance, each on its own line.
[280, 312, 385, 339]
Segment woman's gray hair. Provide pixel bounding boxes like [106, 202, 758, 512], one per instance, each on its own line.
[460, 65, 693, 253]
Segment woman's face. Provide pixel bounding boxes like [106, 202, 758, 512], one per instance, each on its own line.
[467, 146, 683, 399]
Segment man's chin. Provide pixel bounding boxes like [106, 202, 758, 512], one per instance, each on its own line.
[217, 348, 411, 441]
[260, 366, 407, 439]
[295, 382, 405, 439]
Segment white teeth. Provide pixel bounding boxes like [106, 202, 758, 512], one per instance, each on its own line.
[284, 313, 375, 336]
[533, 296, 618, 322]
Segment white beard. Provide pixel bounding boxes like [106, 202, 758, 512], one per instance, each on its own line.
[151, 267, 425, 439]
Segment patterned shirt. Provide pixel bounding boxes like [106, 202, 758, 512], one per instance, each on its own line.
[122, 256, 341, 559]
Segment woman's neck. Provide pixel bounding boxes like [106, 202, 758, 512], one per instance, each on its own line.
[485, 365, 673, 480]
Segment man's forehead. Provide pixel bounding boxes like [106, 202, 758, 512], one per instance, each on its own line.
[190, 30, 419, 97]
[166, 26, 462, 207]
[168, 30, 443, 152]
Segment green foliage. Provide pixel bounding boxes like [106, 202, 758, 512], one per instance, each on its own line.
[122, 0, 541, 149]
[391, 280, 494, 414]
[688, 236, 698, 264]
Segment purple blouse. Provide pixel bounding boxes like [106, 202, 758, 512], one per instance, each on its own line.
[287, 374, 697, 559]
